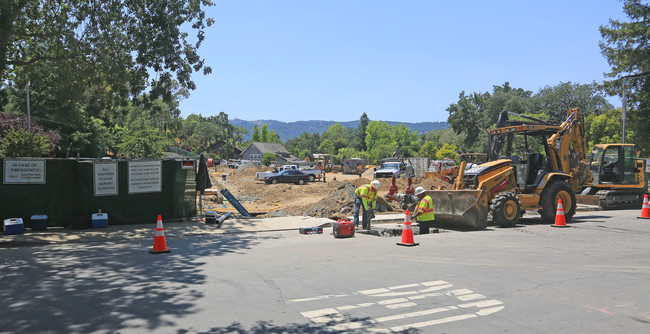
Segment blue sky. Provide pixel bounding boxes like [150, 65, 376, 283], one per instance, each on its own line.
[178, 0, 627, 123]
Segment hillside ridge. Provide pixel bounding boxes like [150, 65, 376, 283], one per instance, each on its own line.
[230, 119, 449, 141]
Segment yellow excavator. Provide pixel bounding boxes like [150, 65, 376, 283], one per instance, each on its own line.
[391, 108, 590, 230]
[580, 143, 647, 208]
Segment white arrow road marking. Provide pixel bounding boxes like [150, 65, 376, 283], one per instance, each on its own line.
[296, 280, 505, 331]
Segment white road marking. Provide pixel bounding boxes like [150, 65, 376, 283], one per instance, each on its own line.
[378, 298, 410, 305]
[421, 280, 449, 286]
[287, 292, 357, 303]
[376, 306, 459, 322]
[360, 288, 390, 295]
[337, 302, 374, 311]
[477, 306, 505, 316]
[388, 283, 421, 290]
[296, 280, 505, 332]
[457, 293, 486, 301]
[386, 302, 417, 309]
[418, 284, 454, 292]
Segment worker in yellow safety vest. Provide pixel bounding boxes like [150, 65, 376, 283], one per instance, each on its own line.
[411, 186, 436, 234]
[354, 180, 380, 229]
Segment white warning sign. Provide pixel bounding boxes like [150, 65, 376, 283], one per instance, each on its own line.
[128, 160, 162, 194]
[3, 159, 46, 184]
[94, 161, 118, 196]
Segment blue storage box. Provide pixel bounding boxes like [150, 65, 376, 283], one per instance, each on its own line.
[4, 218, 24, 235]
[91, 211, 108, 228]
[30, 214, 48, 231]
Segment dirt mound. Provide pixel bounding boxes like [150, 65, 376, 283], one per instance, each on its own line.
[304, 183, 356, 220]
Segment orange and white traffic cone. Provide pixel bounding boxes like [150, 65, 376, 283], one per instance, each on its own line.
[551, 199, 569, 228]
[397, 209, 419, 246]
[150, 215, 171, 254]
[638, 194, 650, 219]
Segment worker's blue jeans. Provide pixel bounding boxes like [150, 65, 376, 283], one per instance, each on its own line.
[353, 196, 369, 229]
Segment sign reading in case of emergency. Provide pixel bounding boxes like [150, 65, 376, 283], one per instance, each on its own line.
[94, 161, 118, 196]
[3, 159, 46, 184]
[128, 160, 162, 194]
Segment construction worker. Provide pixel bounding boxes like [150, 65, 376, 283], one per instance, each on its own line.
[411, 186, 436, 234]
[354, 180, 380, 229]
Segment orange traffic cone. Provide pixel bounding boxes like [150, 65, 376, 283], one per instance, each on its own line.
[638, 194, 650, 219]
[397, 209, 419, 246]
[150, 215, 171, 254]
[551, 199, 569, 228]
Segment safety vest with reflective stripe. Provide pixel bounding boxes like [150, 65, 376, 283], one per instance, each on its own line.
[416, 194, 435, 221]
[355, 184, 378, 211]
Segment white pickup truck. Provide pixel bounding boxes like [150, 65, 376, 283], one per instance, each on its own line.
[255, 164, 324, 182]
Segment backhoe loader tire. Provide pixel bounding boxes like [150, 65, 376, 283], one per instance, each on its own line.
[491, 192, 521, 227]
[538, 180, 576, 222]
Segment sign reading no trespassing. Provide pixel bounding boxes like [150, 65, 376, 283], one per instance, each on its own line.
[128, 160, 162, 194]
[3, 159, 46, 184]
[94, 161, 118, 196]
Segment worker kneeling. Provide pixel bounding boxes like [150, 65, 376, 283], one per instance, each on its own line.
[354, 180, 380, 230]
[411, 187, 435, 234]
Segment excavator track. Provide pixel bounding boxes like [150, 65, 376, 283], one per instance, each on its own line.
[596, 189, 646, 209]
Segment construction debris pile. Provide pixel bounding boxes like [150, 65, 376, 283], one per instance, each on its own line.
[202, 165, 451, 220]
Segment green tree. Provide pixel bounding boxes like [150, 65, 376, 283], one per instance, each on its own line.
[587, 109, 626, 147]
[318, 139, 335, 155]
[114, 118, 172, 158]
[356, 113, 370, 151]
[419, 141, 438, 160]
[600, 0, 650, 155]
[1, 0, 214, 102]
[0, 127, 51, 157]
[322, 123, 347, 153]
[365, 121, 392, 153]
[261, 123, 269, 142]
[532, 82, 613, 122]
[251, 124, 261, 142]
[436, 143, 459, 161]
[390, 124, 419, 157]
[62, 117, 113, 158]
[285, 132, 320, 157]
[262, 152, 276, 166]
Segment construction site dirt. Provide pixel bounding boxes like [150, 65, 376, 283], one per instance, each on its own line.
[202, 165, 451, 220]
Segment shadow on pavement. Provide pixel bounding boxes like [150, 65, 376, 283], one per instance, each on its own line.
[189, 319, 420, 334]
[0, 233, 281, 333]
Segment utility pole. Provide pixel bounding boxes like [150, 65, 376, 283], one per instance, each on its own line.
[620, 72, 650, 144]
[25, 81, 32, 132]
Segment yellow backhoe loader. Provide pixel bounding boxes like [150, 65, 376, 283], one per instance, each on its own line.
[391, 108, 589, 230]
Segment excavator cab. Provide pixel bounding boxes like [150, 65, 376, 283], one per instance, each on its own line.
[584, 143, 646, 208]
[589, 144, 638, 185]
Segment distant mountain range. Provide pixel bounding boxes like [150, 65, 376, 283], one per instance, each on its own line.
[230, 119, 449, 142]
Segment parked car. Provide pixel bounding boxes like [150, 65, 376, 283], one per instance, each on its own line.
[264, 169, 310, 185]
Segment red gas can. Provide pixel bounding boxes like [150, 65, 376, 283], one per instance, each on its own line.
[333, 219, 355, 238]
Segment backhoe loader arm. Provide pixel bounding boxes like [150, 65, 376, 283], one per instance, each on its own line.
[546, 108, 591, 189]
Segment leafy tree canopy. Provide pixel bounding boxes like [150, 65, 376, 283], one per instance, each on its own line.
[600, 0, 650, 154]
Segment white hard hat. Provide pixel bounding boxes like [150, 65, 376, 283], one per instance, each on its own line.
[371, 180, 381, 189]
[415, 186, 426, 196]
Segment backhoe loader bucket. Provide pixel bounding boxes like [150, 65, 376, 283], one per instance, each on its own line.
[426, 190, 489, 230]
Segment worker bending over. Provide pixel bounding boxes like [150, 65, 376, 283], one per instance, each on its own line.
[354, 180, 380, 229]
[411, 186, 436, 234]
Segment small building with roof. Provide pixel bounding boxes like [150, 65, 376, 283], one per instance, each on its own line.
[241, 142, 297, 164]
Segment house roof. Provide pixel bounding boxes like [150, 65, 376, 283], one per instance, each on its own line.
[247, 142, 291, 155]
